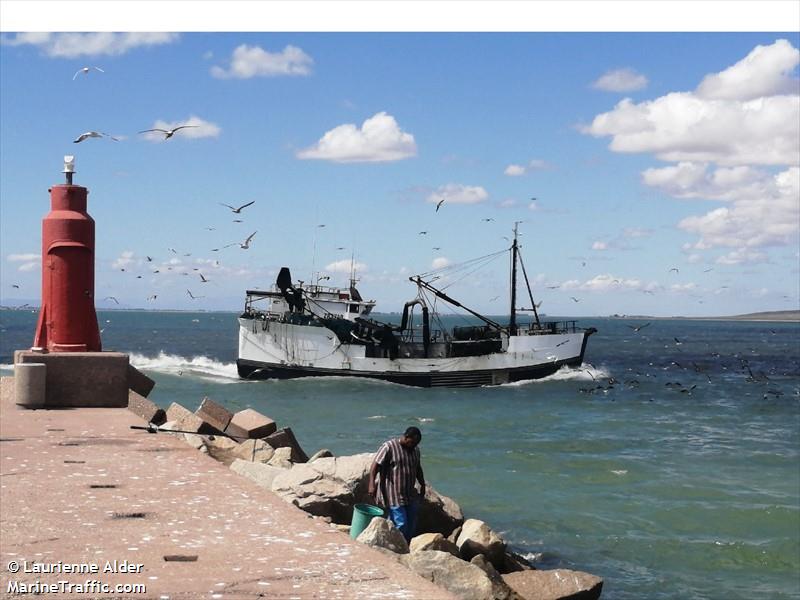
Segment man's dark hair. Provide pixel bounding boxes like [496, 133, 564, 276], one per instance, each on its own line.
[404, 426, 422, 440]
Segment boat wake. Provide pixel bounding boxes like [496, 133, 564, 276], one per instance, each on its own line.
[130, 352, 241, 383]
[500, 364, 610, 387]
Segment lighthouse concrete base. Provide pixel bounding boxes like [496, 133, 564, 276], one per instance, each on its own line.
[13, 351, 132, 408]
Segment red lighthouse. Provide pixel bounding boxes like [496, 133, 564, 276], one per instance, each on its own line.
[33, 156, 102, 352]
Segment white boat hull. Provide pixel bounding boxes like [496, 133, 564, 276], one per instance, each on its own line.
[237, 318, 594, 387]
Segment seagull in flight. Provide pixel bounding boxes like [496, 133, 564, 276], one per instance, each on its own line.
[570, 296, 581, 303]
[418, 231, 428, 235]
[432, 247, 441, 251]
[669, 267, 680, 274]
[73, 66, 104, 80]
[12, 284, 20, 289]
[219, 200, 255, 214]
[146, 256, 153, 262]
[147, 294, 158, 301]
[74, 131, 118, 143]
[482, 218, 495, 222]
[104, 296, 120, 305]
[627, 322, 651, 332]
[435, 198, 445, 212]
[199, 273, 209, 283]
[224, 231, 259, 250]
[138, 125, 198, 140]
[186, 289, 205, 300]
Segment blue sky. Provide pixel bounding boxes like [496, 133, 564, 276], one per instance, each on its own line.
[1, 17, 798, 317]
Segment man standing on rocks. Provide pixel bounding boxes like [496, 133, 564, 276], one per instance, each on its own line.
[368, 426, 426, 542]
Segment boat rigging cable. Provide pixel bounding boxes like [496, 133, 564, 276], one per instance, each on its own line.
[412, 248, 509, 332]
[516, 251, 542, 327]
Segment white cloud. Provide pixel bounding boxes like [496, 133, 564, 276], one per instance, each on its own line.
[696, 39, 800, 101]
[211, 44, 313, 79]
[426, 183, 488, 206]
[499, 198, 517, 208]
[325, 259, 367, 274]
[528, 200, 540, 211]
[112, 251, 135, 270]
[585, 40, 800, 266]
[583, 41, 800, 167]
[8, 253, 41, 272]
[139, 115, 221, 142]
[660, 166, 800, 251]
[562, 274, 645, 292]
[2, 33, 178, 58]
[503, 159, 551, 176]
[715, 248, 769, 265]
[297, 112, 417, 163]
[585, 93, 799, 166]
[592, 68, 648, 92]
[8, 253, 40, 262]
[591, 241, 608, 251]
[431, 257, 451, 269]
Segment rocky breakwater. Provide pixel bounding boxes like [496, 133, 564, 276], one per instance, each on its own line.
[127, 394, 603, 600]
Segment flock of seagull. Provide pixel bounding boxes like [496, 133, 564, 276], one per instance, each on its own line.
[71, 65, 200, 145]
[111, 200, 259, 305]
[576, 324, 791, 400]
[64, 65, 262, 305]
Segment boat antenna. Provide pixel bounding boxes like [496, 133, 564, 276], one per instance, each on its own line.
[349, 249, 356, 287]
[509, 222, 521, 336]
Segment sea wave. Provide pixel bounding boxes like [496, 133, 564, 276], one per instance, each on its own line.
[500, 364, 611, 387]
[129, 352, 241, 382]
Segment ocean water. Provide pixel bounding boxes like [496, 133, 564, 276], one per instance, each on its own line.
[1, 309, 799, 599]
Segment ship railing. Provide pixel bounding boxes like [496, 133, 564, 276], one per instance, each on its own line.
[401, 329, 443, 344]
[520, 320, 579, 335]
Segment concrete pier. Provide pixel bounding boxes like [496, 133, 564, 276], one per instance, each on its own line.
[0, 377, 453, 599]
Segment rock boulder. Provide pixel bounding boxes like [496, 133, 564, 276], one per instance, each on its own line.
[225, 408, 276, 440]
[409, 532, 460, 557]
[502, 569, 603, 600]
[457, 519, 507, 570]
[265, 427, 308, 463]
[230, 459, 287, 491]
[418, 486, 464, 537]
[231, 439, 275, 463]
[355, 517, 409, 554]
[400, 550, 502, 600]
[270, 453, 373, 524]
[267, 446, 294, 469]
[470, 555, 519, 600]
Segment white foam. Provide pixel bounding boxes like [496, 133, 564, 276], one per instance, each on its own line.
[500, 364, 611, 387]
[129, 351, 240, 382]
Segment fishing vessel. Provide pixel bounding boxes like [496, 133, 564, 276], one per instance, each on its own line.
[237, 227, 595, 387]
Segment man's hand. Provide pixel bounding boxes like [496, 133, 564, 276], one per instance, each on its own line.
[367, 483, 376, 499]
[420, 483, 426, 498]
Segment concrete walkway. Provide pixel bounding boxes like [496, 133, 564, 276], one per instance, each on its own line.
[0, 377, 453, 599]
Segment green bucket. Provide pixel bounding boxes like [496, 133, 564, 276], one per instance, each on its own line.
[350, 503, 384, 539]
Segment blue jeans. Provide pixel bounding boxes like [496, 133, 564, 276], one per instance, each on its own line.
[388, 499, 419, 542]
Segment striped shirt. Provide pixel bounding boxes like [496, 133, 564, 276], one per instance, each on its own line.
[374, 438, 421, 507]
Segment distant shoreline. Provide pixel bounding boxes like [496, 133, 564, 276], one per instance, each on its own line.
[606, 310, 799, 323]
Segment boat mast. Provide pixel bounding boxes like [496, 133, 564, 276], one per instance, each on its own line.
[509, 222, 520, 336]
[411, 276, 506, 332]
